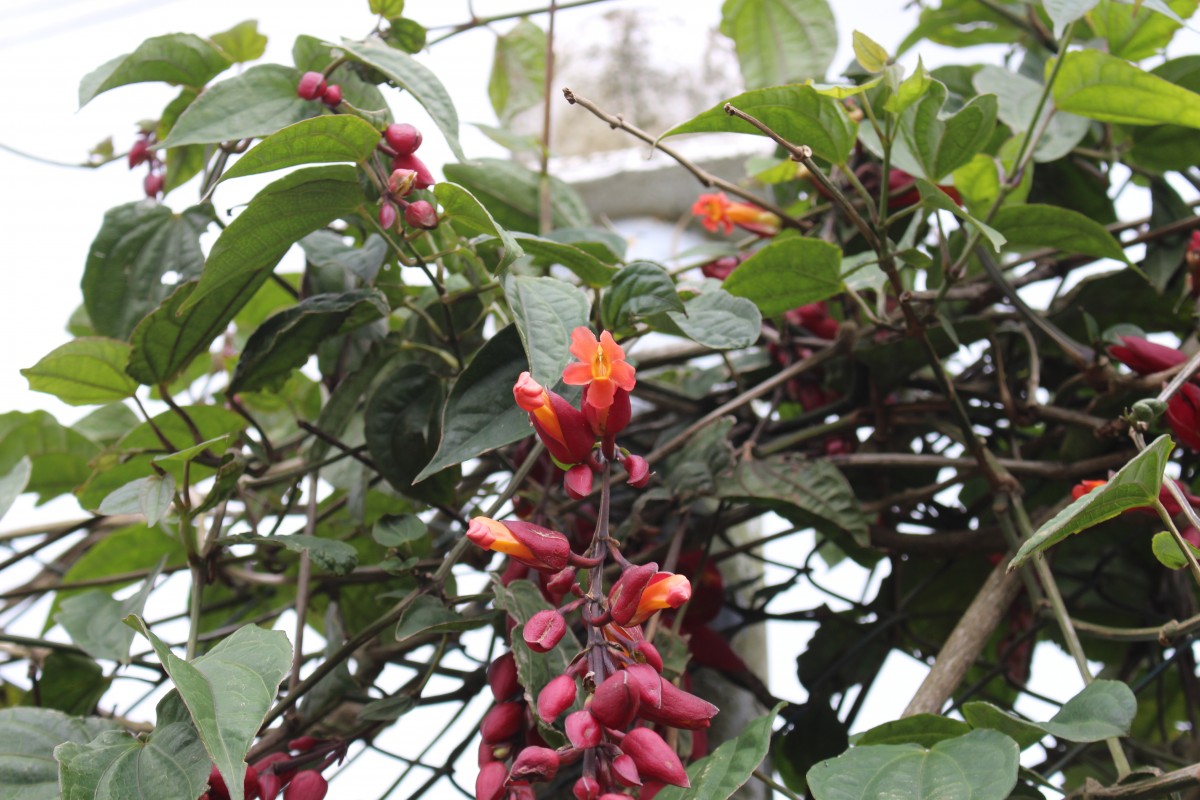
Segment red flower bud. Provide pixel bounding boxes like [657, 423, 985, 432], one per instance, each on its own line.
[480, 701, 525, 743]
[636, 640, 664, 672]
[296, 71, 326, 100]
[590, 670, 640, 729]
[543, 567, 577, 596]
[565, 710, 602, 749]
[467, 517, 571, 572]
[1109, 336, 1186, 376]
[257, 772, 283, 800]
[209, 762, 257, 800]
[391, 153, 435, 188]
[487, 652, 520, 701]
[321, 84, 342, 106]
[128, 138, 149, 168]
[288, 736, 319, 752]
[700, 255, 740, 280]
[1168, 383, 1200, 451]
[283, 771, 327, 800]
[611, 753, 642, 786]
[584, 386, 631, 441]
[537, 674, 577, 722]
[609, 564, 691, 627]
[623, 455, 650, 488]
[405, 199, 439, 230]
[144, 172, 164, 198]
[379, 202, 397, 230]
[388, 168, 417, 197]
[573, 775, 600, 800]
[523, 609, 567, 653]
[385, 123, 423, 156]
[629, 667, 718, 730]
[509, 745, 560, 783]
[514, 372, 596, 465]
[564, 464, 594, 499]
[475, 761, 508, 800]
[621, 727, 690, 788]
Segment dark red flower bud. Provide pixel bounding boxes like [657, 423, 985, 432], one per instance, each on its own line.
[523, 609, 567, 653]
[599, 795, 632, 800]
[487, 652, 520, 701]
[390, 153, 435, 188]
[565, 709, 602, 749]
[283, 771, 327, 800]
[537, 674, 577, 722]
[543, 567, 577, 596]
[1168, 383, 1200, 451]
[405, 199, 439, 230]
[564, 464, 593, 499]
[378, 201, 397, 230]
[636, 640, 664, 672]
[480, 701, 525, 743]
[611, 753, 642, 786]
[257, 772, 282, 800]
[514, 372, 596, 465]
[573, 775, 600, 800]
[385, 123, 423, 155]
[144, 172, 164, 198]
[475, 761, 508, 800]
[287, 736, 319, 752]
[701, 255, 740, 281]
[208, 763, 258, 800]
[583, 386, 631, 442]
[321, 84, 342, 106]
[623, 455, 650, 488]
[589, 671, 640, 729]
[128, 138, 150, 168]
[388, 168, 417, 197]
[621, 727, 690, 788]
[632, 669, 718, 730]
[297, 71, 326, 100]
[1109, 336, 1187, 376]
[509, 746, 559, 783]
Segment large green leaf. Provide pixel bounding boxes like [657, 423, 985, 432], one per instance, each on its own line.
[128, 619, 291, 800]
[512, 233, 618, 287]
[720, 0, 836, 87]
[489, 19, 546, 124]
[0, 411, 98, 504]
[602, 261, 685, 330]
[126, 280, 238, 386]
[365, 363, 455, 503]
[657, 702, 786, 800]
[182, 165, 364, 312]
[1008, 435, 1173, 570]
[414, 325, 530, 481]
[723, 237, 843, 317]
[211, 19, 268, 63]
[1044, 0, 1101, 36]
[81, 201, 212, 340]
[1089, 0, 1197, 61]
[856, 715, 972, 747]
[964, 680, 1136, 744]
[505, 275, 590, 387]
[22, 338, 139, 406]
[230, 289, 389, 393]
[971, 66, 1088, 162]
[220, 115, 383, 182]
[33, 652, 110, 716]
[662, 85, 857, 165]
[807, 729, 1019, 800]
[1053, 49, 1200, 127]
[893, 79, 998, 182]
[961, 702, 1047, 750]
[79, 33, 231, 106]
[96, 474, 177, 526]
[56, 560, 163, 664]
[0, 708, 118, 800]
[433, 182, 523, 269]
[335, 37, 464, 160]
[442, 159, 590, 233]
[662, 286, 762, 350]
[161, 64, 315, 148]
[57, 718, 209, 800]
[992, 204, 1128, 262]
[394, 594, 496, 641]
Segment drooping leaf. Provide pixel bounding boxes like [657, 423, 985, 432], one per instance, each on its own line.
[602, 261, 685, 330]
[0, 456, 31, 523]
[442, 158, 591, 233]
[1008, 435, 1173, 570]
[55, 560, 164, 664]
[1150, 530, 1200, 569]
[961, 701, 1047, 750]
[210, 19, 268, 63]
[434, 182, 523, 269]
[81, 201, 212, 341]
[1053, 49, 1200, 127]
[722, 237, 843, 317]
[662, 85, 857, 165]
[127, 619, 291, 800]
[96, 474, 177, 526]
[892, 79, 998, 181]
[335, 37, 464, 160]
[489, 19, 547, 124]
[662, 286, 763, 350]
[656, 702, 787, 800]
[22, 338, 139, 406]
[720, 0, 837, 87]
[505, 276, 590, 387]
[395, 594, 496, 641]
[230, 289, 389, 393]
[0, 708, 118, 799]
[222, 533, 359, 575]
[365, 363, 455, 503]
[1041, 680, 1137, 742]
[511, 233, 618, 287]
[79, 34, 231, 106]
[220, 115, 383, 182]
[917, 179, 1007, 251]
[992, 204, 1128, 262]
[415, 325, 532, 481]
[162, 64, 318, 148]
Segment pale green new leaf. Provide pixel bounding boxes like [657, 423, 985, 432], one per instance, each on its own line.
[720, 0, 837, 87]
[220, 115, 383, 182]
[55, 559, 165, 664]
[22, 338, 138, 406]
[489, 19, 546, 123]
[1053, 49, 1200, 127]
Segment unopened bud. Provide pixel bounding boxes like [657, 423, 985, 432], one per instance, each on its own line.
[589, 671, 640, 729]
[385, 122, 423, 156]
[635, 641, 663, 672]
[1132, 398, 1168, 424]
[523, 609, 567, 653]
[288, 736, 320, 752]
[623, 454, 650, 488]
[297, 71, 326, 100]
[480, 701, 524, 743]
[611, 753, 642, 787]
[486, 652, 520, 701]
[509, 745, 560, 783]
[564, 464, 593, 499]
[283, 770, 328, 800]
[537, 674, 577, 722]
[128, 138, 149, 168]
[475, 761, 508, 800]
[621, 727, 690, 788]
[404, 199, 438, 230]
[388, 169, 418, 197]
[573, 776, 600, 800]
[379, 202, 397, 230]
[321, 84, 342, 106]
[391, 153, 435, 188]
[564, 710, 601, 749]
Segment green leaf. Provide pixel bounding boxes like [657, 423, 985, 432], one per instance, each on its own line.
[665, 286, 762, 350]
[385, 18, 427, 53]
[1041, 680, 1137, 742]
[962, 701, 1047, 749]
[971, 66, 1089, 162]
[230, 289, 389, 393]
[442, 159, 591, 233]
[893, 79, 998, 181]
[81, 201, 212, 340]
[489, 19, 547, 124]
[0, 456, 31, 523]
[505, 276, 590, 387]
[807, 729, 1019, 800]
[662, 85, 857, 165]
[720, 0, 836, 87]
[33, 652, 110, 716]
[1008, 435, 1173, 570]
[917, 179, 1007, 251]
[857, 715, 972, 747]
[722, 237, 843, 317]
[224, 534, 359, 575]
[55, 560, 164, 664]
[1044, 0, 1101, 36]
[335, 38, 464, 160]
[395, 594, 496, 641]
[97, 474, 177, 526]
[602, 261, 685, 330]
[365, 363, 455, 503]
[373, 514, 427, 547]
[182, 165, 364, 313]
[73, 404, 140, 448]
[434, 182, 524, 269]
[884, 61, 933, 115]
[0, 411, 99, 505]
[1089, 0, 1197, 61]
[992, 204, 1128, 263]
[416, 325, 531, 481]
[511, 233, 618, 287]
[656, 702, 787, 800]
[1053, 49, 1200, 127]
[79, 34, 231, 106]
[161, 64, 315, 148]
[1151, 530, 1200, 569]
[153, 435, 232, 465]
[370, 0, 405, 15]
[0, 708, 118, 799]
[22, 338, 138, 406]
[220, 115, 383, 182]
[127, 619, 291, 800]
[210, 19, 267, 63]
[56, 708, 209, 800]
[852, 30, 889, 72]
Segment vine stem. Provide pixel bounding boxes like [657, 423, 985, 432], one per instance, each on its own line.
[289, 473, 318, 693]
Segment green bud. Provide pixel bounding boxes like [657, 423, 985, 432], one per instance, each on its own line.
[1131, 398, 1168, 424]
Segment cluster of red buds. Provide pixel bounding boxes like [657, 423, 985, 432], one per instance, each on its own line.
[1108, 335, 1200, 450]
[468, 327, 718, 799]
[296, 70, 343, 108]
[201, 737, 343, 800]
[128, 127, 164, 199]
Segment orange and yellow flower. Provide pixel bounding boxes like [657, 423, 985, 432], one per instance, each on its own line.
[513, 371, 596, 465]
[691, 192, 780, 237]
[466, 517, 571, 572]
[609, 563, 692, 626]
[562, 327, 636, 410]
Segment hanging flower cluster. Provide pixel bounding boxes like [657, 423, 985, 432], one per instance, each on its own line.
[468, 327, 718, 800]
